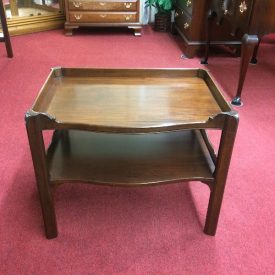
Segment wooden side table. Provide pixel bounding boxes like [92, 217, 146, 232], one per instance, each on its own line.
[25, 68, 239, 239]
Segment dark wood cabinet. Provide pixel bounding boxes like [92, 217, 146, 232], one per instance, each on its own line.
[173, 0, 243, 58]
[204, 0, 275, 105]
[213, 0, 275, 36]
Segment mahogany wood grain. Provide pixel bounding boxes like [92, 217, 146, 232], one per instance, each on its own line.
[26, 113, 58, 238]
[26, 68, 238, 238]
[47, 130, 215, 186]
[204, 111, 238, 235]
[233, 34, 258, 106]
[31, 68, 228, 133]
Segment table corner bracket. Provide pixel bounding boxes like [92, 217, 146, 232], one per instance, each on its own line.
[51, 66, 63, 78]
[25, 109, 57, 124]
[206, 111, 238, 126]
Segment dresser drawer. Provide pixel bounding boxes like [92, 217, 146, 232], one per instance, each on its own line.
[177, 0, 192, 15]
[233, 0, 253, 29]
[175, 7, 192, 39]
[68, 0, 138, 11]
[219, 0, 252, 32]
[69, 11, 138, 22]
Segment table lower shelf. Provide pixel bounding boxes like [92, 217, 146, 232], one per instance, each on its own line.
[46, 129, 215, 186]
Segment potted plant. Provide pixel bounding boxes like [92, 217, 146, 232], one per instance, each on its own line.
[145, 0, 175, 32]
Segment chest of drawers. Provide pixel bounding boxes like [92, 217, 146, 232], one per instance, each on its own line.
[64, 0, 142, 36]
[173, 0, 243, 58]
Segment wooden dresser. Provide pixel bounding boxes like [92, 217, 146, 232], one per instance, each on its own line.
[64, 0, 142, 36]
[203, 0, 275, 105]
[173, 0, 243, 58]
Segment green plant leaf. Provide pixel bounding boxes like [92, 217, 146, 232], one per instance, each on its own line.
[145, 0, 174, 12]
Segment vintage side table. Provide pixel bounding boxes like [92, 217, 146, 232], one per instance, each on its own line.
[25, 68, 239, 239]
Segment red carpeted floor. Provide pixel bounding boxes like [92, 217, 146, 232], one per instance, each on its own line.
[0, 26, 275, 274]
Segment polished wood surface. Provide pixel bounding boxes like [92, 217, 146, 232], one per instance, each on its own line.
[47, 130, 215, 185]
[32, 68, 223, 131]
[204, 0, 275, 105]
[68, 0, 138, 11]
[0, 0, 13, 57]
[26, 68, 238, 238]
[68, 12, 138, 23]
[64, 0, 141, 35]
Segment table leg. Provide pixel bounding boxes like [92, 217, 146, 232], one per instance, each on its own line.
[201, 10, 215, 65]
[0, 0, 13, 57]
[231, 34, 259, 106]
[250, 38, 261, 64]
[25, 113, 58, 239]
[204, 111, 239, 235]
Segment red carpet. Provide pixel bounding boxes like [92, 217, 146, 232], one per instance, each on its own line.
[0, 26, 275, 274]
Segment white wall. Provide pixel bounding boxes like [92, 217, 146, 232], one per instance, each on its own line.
[140, 0, 157, 24]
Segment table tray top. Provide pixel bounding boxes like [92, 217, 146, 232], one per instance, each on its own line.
[30, 68, 232, 132]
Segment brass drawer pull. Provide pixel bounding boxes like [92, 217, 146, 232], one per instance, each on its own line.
[239, 1, 247, 13]
[175, 10, 182, 17]
[100, 14, 107, 18]
[72, 1, 82, 8]
[124, 3, 132, 8]
[74, 14, 82, 20]
[99, 2, 106, 5]
[186, 0, 191, 7]
[184, 22, 190, 29]
[124, 15, 132, 21]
